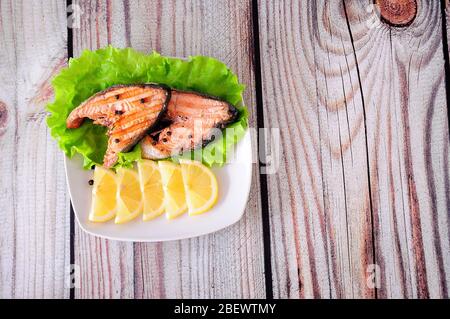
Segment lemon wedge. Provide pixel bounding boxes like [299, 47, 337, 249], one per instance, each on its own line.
[137, 160, 165, 221]
[89, 166, 117, 222]
[180, 159, 218, 216]
[158, 161, 187, 219]
[115, 168, 143, 224]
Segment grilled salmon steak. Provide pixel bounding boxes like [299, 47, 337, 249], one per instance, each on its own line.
[141, 90, 238, 159]
[66, 84, 170, 167]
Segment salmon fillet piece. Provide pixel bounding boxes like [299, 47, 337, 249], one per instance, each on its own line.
[66, 84, 170, 167]
[141, 90, 238, 159]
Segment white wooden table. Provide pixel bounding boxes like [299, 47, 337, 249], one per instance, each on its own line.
[0, 0, 449, 299]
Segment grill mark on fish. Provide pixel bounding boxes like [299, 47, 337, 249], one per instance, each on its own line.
[110, 119, 159, 140]
[141, 89, 239, 159]
[66, 84, 171, 167]
[109, 110, 161, 135]
[112, 107, 161, 128]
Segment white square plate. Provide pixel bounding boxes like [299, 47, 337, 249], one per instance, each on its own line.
[65, 131, 252, 242]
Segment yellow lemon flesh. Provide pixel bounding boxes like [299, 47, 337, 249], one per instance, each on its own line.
[89, 166, 117, 222]
[115, 168, 143, 224]
[137, 160, 165, 221]
[158, 161, 187, 219]
[180, 159, 218, 216]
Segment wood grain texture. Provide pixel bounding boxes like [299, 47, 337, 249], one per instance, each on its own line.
[72, 0, 265, 298]
[258, 0, 450, 298]
[72, 0, 135, 299]
[347, 0, 449, 299]
[0, 0, 70, 298]
[446, 0, 450, 66]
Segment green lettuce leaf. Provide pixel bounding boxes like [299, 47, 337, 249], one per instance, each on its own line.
[46, 46, 247, 169]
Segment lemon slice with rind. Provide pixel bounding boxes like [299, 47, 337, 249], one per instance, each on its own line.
[89, 166, 117, 222]
[179, 159, 218, 216]
[158, 161, 187, 219]
[115, 168, 143, 224]
[137, 160, 165, 221]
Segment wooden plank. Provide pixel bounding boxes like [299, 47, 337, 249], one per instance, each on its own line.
[0, 0, 70, 298]
[446, 0, 450, 53]
[446, 1, 450, 81]
[258, 0, 375, 298]
[73, 0, 265, 298]
[258, 0, 450, 298]
[72, 0, 134, 299]
[347, 0, 449, 298]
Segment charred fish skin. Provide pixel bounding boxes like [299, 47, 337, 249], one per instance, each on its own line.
[175, 89, 239, 120]
[103, 84, 171, 167]
[164, 89, 239, 125]
[66, 84, 171, 168]
[66, 83, 171, 129]
[141, 89, 239, 160]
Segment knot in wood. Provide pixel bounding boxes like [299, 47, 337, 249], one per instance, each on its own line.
[0, 101, 8, 132]
[375, 0, 417, 27]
